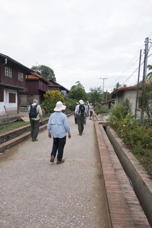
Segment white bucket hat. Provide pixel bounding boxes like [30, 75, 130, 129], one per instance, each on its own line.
[54, 101, 66, 112]
[79, 100, 84, 105]
[33, 99, 38, 104]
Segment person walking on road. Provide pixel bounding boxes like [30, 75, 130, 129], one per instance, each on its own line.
[28, 99, 42, 142]
[74, 102, 79, 124]
[75, 100, 86, 136]
[47, 101, 71, 164]
[89, 104, 94, 120]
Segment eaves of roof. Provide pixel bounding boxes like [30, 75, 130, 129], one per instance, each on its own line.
[112, 85, 141, 95]
[48, 80, 69, 92]
[26, 72, 49, 84]
[0, 53, 33, 73]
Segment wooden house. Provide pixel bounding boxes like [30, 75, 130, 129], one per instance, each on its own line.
[20, 73, 69, 108]
[0, 53, 32, 116]
[20, 72, 49, 107]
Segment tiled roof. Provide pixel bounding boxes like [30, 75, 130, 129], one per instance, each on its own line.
[112, 85, 141, 95]
[26, 72, 49, 83]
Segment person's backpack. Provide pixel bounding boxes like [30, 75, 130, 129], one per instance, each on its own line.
[79, 105, 85, 116]
[29, 105, 38, 118]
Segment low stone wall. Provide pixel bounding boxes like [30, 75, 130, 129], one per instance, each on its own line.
[0, 116, 21, 125]
[106, 126, 152, 226]
[0, 113, 72, 153]
[0, 119, 48, 145]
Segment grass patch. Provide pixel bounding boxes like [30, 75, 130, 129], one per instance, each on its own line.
[0, 121, 29, 134]
[109, 103, 152, 178]
[135, 150, 152, 178]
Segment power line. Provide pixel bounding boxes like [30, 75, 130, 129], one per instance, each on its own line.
[108, 37, 152, 89]
[120, 57, 144, 85]
[114, 53, 141, 82]
[121, 67, 139, 84]
[120, 38, 152, 85]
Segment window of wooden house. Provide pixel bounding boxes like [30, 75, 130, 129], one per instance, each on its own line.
[9, 93, 16, 103]
[5, 66, 12, 78]
[18, 72, 24, 81]
[0, 88, 4, 102]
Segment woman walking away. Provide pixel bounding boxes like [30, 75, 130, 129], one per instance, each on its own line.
[47, 101, 71, 164]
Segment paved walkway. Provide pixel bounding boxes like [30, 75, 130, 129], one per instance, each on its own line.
[0, 116, 111, 228]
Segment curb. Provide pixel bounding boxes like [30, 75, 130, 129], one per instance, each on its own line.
[0, 119, 48, 144]
[106, 126, 152, 226]
[0, 125, 47, 153]
[94, 120, 150, 227]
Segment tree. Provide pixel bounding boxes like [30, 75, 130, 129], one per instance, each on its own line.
[87, 87, 103, 105]
[32, 65, 56, 81]
[68, 81, 87, 101]
[42, 90, 64, 113]
[139, 81, 152, 123]
[115, 82, 121, 88]
[147, 65, 152, 79]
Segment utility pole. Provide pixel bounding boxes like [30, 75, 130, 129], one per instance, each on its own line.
[135, 49, 142, 119]
[99, 77, 108, 101]
[140, 37, 149, 123]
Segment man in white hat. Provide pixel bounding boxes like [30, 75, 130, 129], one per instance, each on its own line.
[74, 99, 86, 135]
[47, 101, 71, 164]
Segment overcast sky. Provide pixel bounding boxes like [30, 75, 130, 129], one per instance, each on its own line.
[1, 0, 152, 92]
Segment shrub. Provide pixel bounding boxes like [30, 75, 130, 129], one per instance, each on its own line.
[109, 103, 152, 155]
[95, 103, 109, 115]
[42, 90, 64, 113]
[110, 103, 129, 120]
[64, 98, 77, 112]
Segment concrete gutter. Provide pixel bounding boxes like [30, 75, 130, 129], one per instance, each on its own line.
[93, 113, 150, 227]
[106, 126, 152, 226]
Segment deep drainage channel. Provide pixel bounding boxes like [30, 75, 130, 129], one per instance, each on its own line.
[103, 125, 152, 227]
[103, 125, 134, 188]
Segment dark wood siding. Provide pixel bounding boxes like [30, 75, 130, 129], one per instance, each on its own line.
[39, 80, 48, 92]
[0, 86, 4, 101]
[9, 93, 16, 103]
[26, 80, 39, 94]
[0, 64, 26, 89]
[24, 80, 48, 94]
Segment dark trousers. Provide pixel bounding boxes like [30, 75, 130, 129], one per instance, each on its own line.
[89, 111, 93, 119]
[77, 115, 85, 135]
[30, 119, 40, 141]
[51, 137, 66, 161]
[74, 115, 77, 124]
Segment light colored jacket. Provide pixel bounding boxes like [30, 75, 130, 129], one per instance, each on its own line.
[47, 112, 70, 138]
[75, 104, 87, 116]
[28, 103, 42, 120]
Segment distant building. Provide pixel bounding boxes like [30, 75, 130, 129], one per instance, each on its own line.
[20, 73, 69, 108]
[48, 80, 69, 96]
[111, 85, 141, 116]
